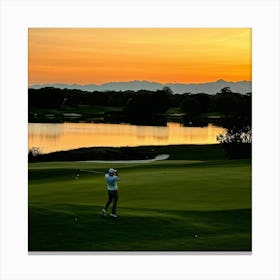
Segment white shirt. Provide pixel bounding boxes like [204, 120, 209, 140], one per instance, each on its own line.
[105, 173, 119, 191]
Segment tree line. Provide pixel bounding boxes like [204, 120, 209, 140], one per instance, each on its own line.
[28, 86, 251, 119]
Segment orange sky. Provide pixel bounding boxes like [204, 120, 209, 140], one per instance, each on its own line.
[28, 28, 251, 85]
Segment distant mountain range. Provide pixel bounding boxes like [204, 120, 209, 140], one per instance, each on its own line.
[29, 79, 252, 94]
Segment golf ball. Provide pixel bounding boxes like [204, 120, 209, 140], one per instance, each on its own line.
[194, 234, 198, 238]
[75, 218, 78, 221]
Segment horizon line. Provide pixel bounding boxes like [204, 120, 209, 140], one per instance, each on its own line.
[28, 79, 252, 87]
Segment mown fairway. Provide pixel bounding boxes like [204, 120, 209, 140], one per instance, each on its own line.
[28, 159, 251, 251]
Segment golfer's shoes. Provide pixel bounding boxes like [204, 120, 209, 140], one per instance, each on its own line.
[110, 213, 118, 218]
[102, 209, 106, 216]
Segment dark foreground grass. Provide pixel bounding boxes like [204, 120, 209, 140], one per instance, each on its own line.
[29, 159, 251, 251]
[29, 206, 251, 251]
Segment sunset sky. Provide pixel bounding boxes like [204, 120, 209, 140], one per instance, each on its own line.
[28, 28, 251, 86]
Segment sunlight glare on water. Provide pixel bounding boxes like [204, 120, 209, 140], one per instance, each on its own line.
[28, 122, 226, 154]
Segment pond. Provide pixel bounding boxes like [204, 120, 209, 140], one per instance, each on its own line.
[28, 122, 226, 154]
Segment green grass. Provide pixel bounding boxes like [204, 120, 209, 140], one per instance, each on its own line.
[200, 111, 225, 117]
[28, 159, 251, 251]
[166, 107, 182, 115]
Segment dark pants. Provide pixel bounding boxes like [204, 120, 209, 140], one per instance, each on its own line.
[104, 190, 118, 214]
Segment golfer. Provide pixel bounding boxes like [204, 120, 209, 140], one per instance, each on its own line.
[102, 168, 119, 218]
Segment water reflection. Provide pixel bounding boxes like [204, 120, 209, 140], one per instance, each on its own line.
[28, 122, 226, 154]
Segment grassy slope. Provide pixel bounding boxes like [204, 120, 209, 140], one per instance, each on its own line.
[29, 144, 227, 162]
[29, 159, 251, 251]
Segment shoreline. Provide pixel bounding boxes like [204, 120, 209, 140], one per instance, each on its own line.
[28, 144, 228, 162]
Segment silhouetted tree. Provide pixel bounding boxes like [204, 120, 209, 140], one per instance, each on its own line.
[219, 86, 232, 94]
[215, 92, 242, 116]
[162, 86, 173, 94]
[180, 96, 201, 116]
[192, 93, 211, 112]
[217, 125, 251, 159]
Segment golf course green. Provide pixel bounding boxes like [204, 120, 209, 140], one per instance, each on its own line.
[28, 151, 251, 251]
